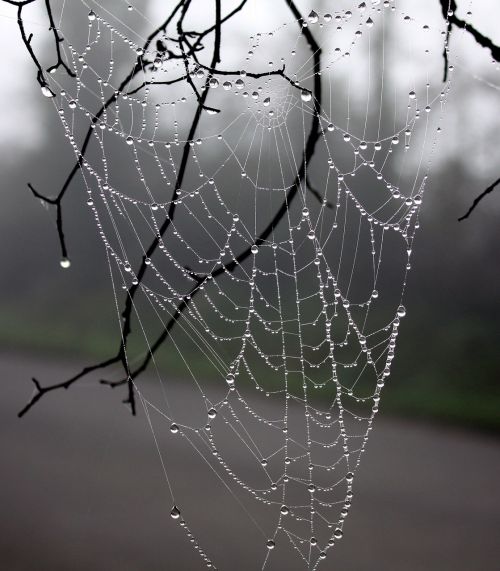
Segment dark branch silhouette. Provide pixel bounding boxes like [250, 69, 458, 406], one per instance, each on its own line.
[439, 0, 500, 217]
[13, 0, 324, 416]
[458, 176, 500, 221]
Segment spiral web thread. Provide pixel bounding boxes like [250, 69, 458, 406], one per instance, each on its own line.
[40, 0, 458, 568]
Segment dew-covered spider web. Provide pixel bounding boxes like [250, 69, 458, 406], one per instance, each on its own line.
[36, 0, 461, 568]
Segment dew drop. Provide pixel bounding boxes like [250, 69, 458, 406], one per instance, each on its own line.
[41, 85, 55, 98]
[308, 10, 319, 24]
[280, 505, 289, 515]
[60, 257, 71, 269]
[208, 408, 217, 419]
[251, 245, 259, 254]
[266, 539, 275, 550]
[397, 305, 406, 318]
[301, 90, 312, 102]
[334, 528, 343, 539]
[170, 423, 179, 434]
[88, 10, 96, 21]
[170, 505, 181, 519]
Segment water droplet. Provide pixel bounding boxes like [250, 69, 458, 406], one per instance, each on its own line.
[251, 245, 259, 254]
[235, 79, 245, 90]
[308, 10, 319, 24]
[88, 10, 96, 21]
[334, 528, 343, 539]
[68, 100, 77, 109]
[126, 136, 134, 145]
[226, 374, 235, 386]
[223, 81, 232, 90]
[41, 85, 55, 98]
[263, 97, 271, 107]
[209, 77, 219, 89]
[266, 539, 275, 549]
[170, 423, 179, 434]
[409, 90, 416, 99]
[327, 123, 334, 132]
[301, 90, 312, 102]
[60, 258, 71, 269]
[397, 305, 406, 318]
[280, 505, 289, 515]
[208, 408, 217, 419]
[170, 505, 181, 519]
[366, 17, 374, 27]
[346, 471, 354, 483]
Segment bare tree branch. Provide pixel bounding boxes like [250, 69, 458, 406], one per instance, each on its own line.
[458, 176, 500, 221]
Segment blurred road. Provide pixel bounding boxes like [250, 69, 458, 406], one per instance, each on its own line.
[1, 352, 499, 571]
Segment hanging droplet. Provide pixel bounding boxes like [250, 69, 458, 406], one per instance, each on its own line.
[308, 10, 319, 24]
[170, 423, 179, 434]
[409, 90, 416, 99]
[346, 471, 354, 483]
[334, 528, 343, 539]
[263, 97, 271, 107]
[209, 77, 219, 89]
[397, 305, 406, 318]
[223, 81, 232, 90]
[60, 258, 71, 269]
[301, 90, 312, 102]
[251, 245, 259, 254]
[68, 100, 77, 109]
[170, 505, 181, 519]
[226, 374, 235, 386]
[327, 123, 334, 132]
[366, 17, 374, 27]
[235, 79, 245, 90]
[266, 539, 276, 550]
[280, 505, 289, 515]
[208, 408, 217, 419]
[41, 85, 55, 98]
[88, 10, 96, 21]
[126, 136, 134, 145]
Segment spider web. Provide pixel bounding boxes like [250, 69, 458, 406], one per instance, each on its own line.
[38, 0, 456, 568]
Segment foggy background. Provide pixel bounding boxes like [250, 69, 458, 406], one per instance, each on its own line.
[0, 1, 499, 570]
